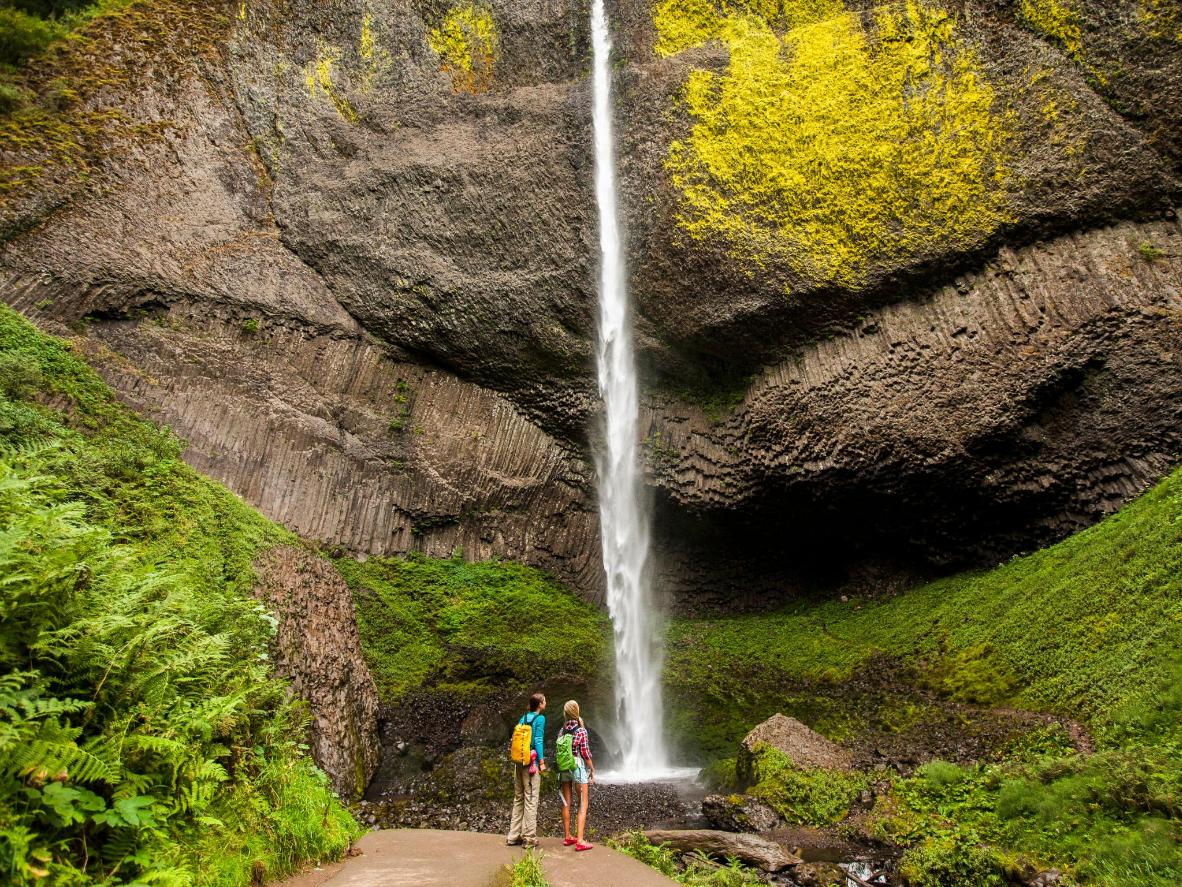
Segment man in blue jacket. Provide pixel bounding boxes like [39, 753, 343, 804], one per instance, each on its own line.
[506, 692, 547, 847]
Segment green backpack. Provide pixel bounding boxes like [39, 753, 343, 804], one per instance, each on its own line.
[555, 730, 578, 772]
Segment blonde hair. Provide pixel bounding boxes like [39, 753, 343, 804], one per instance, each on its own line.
[563, 700, 583, 728]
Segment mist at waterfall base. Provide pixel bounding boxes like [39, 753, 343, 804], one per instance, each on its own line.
[588, 0, 698, 786]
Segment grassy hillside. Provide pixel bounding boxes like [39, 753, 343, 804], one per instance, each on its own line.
[341, 555, 609, 703]
[668, 465, 1182, 886]
[668, 466, 1182, 751]
[0, 304, 359, 884]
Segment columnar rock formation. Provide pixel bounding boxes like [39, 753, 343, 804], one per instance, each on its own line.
[1, 0, 1180, 602]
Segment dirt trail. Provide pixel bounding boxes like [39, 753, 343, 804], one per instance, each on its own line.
[277, 829, 676, 887]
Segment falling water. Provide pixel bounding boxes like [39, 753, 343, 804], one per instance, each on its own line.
[590, 0, 672, 780]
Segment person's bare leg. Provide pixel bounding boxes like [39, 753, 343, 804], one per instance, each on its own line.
[576, 782, 589, 843]
[561, 782, 573, 841]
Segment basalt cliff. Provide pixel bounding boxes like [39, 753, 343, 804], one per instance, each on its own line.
[2, 0, 1180, 606]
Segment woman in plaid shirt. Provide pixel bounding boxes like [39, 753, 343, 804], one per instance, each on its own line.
[558, 700, 596, 850]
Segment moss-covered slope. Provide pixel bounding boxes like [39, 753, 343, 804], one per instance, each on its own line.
[668, 462, 1181, 744]
[668, 463, 1182, 885]
[0, 304, 358, 884]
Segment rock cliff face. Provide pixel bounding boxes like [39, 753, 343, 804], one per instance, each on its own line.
[253, 545, 381, 799]
[1, 0, 1180, 602]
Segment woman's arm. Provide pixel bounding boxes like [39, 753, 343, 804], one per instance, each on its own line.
[534, 714, 546, 769]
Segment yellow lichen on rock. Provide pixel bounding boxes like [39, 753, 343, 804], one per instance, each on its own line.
[304, 45, 358, 123]
[427, 3, 498, 94]
[1139, 0, 1182, 40]
[1019, 0, 1084, 61]
[658, 0, 1014, 288]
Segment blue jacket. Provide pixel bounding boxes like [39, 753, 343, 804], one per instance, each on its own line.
[518, 712, 545, 764]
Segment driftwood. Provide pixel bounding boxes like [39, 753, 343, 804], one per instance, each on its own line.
[643, 829, 802, 872]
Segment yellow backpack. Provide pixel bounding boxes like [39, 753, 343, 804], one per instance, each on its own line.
[509, 714, 535, 765]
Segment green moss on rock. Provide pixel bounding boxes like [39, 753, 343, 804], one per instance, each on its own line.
[655, 0, 1014, 289]
[341, 553, 610, 702]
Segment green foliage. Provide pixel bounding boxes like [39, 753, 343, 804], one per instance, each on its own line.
[0, 8, 63, 67]
[427, 3, 498, 93]
[1138, 241, 1166, 262]
[341, 553, 609, 701]
[654, 0, 1013, 288]
[747, 747, 867, 826]
[898, 831, 1007, 887]
[505, 849, 549, 887]
[609, 832, 765, 886]
[932, 643, 1017, 705]
[0, 304, 359, 883]
[240, 317, 260, 335]
[699, 757, 738, 792]
[670, 456, 1182, 883]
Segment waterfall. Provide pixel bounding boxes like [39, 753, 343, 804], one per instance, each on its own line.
[590, 0, 670, 779]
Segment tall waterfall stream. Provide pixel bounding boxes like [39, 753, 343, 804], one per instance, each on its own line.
[590, 0, 692, 783]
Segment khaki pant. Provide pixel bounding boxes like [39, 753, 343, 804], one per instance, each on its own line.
[506, 763, 541, 843]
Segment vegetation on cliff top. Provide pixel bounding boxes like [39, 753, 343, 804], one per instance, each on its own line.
[654, 0, 1014, 288]
[341, 554, 609, 702]
[0, 304, 358, 884]
[0, 0, 230, 214]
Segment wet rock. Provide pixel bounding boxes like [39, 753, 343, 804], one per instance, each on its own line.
[1027, 870, 1063, 887]
[253, 545, 379, 800]
[737, 715, 854, 787]
[793, 862, 849, 887]
[643, 828, 802, 872]
[701, 793, 783, 833]
[765, 826, 863, 864]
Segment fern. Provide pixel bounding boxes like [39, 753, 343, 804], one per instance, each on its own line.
[0, 306, 358, 884]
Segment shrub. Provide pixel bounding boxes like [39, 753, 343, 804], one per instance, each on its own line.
[0, 8, 62, 67]
[748, 747, 867, 826]
[609, 832, 765, 887]
[505, 849, 549, 887]
[241, 317, 260, 335]
[898, 831, 1006, 887]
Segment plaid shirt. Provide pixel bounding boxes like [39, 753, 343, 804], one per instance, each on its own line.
[561, 720, 591, 763]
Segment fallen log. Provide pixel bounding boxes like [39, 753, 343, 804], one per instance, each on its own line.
[643, 829, 802, 872]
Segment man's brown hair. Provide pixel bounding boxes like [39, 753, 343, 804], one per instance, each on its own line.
[529, 693, 546, 712]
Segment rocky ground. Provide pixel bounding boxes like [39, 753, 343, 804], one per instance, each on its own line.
[357, 778, 701, 842]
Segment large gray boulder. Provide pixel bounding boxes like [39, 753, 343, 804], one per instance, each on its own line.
[737, 715, 853, 788]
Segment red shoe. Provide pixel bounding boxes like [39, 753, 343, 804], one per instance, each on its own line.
[563, 838, 577, 846]
[575, 842, 594, 852]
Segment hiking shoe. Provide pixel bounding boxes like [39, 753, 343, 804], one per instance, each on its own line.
[505, 838, 522, 846]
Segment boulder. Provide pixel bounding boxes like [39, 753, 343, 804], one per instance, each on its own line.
[794, 862, 851, 887]
[701, 794, 783, 833]
[643, 829, 801, 872]
[737, 715, 853, 788]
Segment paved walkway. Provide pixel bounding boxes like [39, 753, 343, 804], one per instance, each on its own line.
[277, 829, 676, 887]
